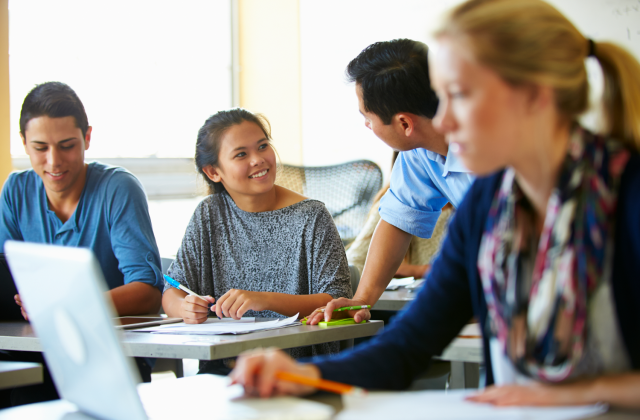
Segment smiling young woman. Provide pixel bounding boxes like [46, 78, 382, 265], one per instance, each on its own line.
[160, 108, 352, 375]
[227, 0, 640, 409]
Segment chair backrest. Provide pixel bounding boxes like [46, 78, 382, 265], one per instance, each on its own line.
[161, 257, 174, 275]
[275, 160, 383, 244]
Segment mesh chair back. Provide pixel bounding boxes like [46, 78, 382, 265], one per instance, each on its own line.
[275, 160, 383, 244]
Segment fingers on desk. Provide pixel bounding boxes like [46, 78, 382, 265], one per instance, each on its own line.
[352, 308, 371, 323]
[306, 310, 325, 325]
[15, 295, 29, 320]
[216, 289, 260, 320]
[465, 384, 556, 407]
[322, 297, 351, 322]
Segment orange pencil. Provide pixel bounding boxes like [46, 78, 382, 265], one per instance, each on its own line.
[275, 371, 366, 395]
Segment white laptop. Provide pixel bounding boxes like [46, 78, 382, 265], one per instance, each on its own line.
[4, 241, 148, 420]
[3, 241, 335, 420]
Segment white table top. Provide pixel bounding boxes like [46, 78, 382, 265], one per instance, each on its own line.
[0, 361, 43, 390]
[0, 319, 384, 360]
[0, 374, 637, 420]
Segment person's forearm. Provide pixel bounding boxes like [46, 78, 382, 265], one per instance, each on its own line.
[109, 282, 162, 316]
[161, 288, 188, 318]
[261, 292, 334, 318]
[471, 373, 640, 408]
[354, 219, 412, 305]
[585, 373, 640, 409]
[395, 262, 430, 279]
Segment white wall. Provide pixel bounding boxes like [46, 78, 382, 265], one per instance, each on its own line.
[299, 0, 640, 179]
[300, 0, 462, 179]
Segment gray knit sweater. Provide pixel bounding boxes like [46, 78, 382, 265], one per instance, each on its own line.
[165, 191, 352, 360]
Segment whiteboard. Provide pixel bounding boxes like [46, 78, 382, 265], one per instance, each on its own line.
[300, 0, 640, 174]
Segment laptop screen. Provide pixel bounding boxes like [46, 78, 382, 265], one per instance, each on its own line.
[0, 253, 23, 320]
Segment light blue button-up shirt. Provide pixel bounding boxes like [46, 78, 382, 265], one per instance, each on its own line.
[379, 147, 474, 238]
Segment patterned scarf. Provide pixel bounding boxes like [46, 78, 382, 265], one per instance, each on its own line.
[477, 127, 630, 382]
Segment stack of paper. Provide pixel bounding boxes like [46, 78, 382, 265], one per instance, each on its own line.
[385, 277, 415, 290]
[132, 314, 300, 335]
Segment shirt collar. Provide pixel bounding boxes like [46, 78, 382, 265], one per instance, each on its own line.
[426, 148, 472, 177]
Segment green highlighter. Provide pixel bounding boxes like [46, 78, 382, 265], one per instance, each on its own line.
[317, 318, 367, 328]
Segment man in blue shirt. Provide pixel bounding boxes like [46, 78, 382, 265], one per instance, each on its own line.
[0, 82, 163, 406]
[310, 39, 474, 324]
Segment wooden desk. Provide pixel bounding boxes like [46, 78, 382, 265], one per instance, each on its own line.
[0, 320, 384, 360]
[0, 361, 43, 390]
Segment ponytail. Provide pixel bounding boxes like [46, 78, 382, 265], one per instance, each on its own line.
[592, 41, 640, 151]
[436, 0, 640, 152]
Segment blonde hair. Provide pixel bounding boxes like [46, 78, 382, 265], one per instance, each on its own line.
[434, 0, 640, 151]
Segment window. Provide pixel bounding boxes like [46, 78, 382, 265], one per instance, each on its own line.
[9, 0, 232, 159]
[9, 0, 233, 256]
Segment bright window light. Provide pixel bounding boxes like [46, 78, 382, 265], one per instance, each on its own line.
[9, 0, 232, 158]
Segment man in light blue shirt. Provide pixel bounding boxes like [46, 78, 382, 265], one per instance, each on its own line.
[381, 148, 473, 239]
[310, 39, 473, 324]
[0, 82, 162, 406]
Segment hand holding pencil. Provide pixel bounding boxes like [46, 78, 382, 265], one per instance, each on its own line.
[230, 347, 323, 397]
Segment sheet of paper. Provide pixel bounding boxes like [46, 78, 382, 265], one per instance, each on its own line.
[404, 279, 425, 290]
[132, 314, 300, 335]
[386, 277, 415, 290]
[337, 390, 607, 420]
[201, 317, 255, 324]
[459, 322, 481, 337]
[139, 374, 334, 420]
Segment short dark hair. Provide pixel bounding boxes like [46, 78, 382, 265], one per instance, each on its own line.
[195, 108, 272, 195]
[346, 39, 439, 124]
[19, 82, 89, 139]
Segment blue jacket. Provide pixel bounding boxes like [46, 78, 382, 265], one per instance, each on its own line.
[315, 154, 640, 389]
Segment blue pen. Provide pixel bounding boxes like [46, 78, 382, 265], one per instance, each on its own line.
[163, 274, 216, 312]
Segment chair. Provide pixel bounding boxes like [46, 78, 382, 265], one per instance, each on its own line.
[275, 160, 383, 245]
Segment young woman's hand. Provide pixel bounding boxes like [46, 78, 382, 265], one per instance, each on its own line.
[230, 347, 320, 397]
[215, 289, 267, 320]
[305, 297, 371, 325]
[181, 294, 215, 324]
[466, 383, 588, 407]
[14, 294, 28, 321]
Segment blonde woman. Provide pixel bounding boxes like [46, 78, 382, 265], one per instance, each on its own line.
[229, 0, 640, 408]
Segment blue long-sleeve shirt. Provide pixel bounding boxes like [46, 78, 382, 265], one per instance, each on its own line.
[314, 154, 640, 389]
